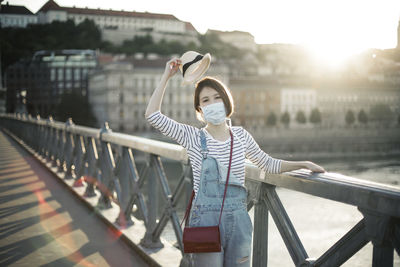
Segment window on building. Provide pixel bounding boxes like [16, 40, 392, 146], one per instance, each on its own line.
[58, 69, 63, 80]
[82, 69, 88, 79]
[51, 69, 56, 81]
[74, 69, 80, 80]
[66, 68, 71, 80]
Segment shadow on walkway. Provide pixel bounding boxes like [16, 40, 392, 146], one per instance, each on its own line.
[0, 130, 148, 266]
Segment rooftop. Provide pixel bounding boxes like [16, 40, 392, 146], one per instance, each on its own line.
[0, 3, 34, 15]
[38, 0, 178, 21]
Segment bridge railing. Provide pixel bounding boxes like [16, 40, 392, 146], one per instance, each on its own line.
[0, 113, 399, 267]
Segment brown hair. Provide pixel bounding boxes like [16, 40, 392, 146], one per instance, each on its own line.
[194, 77, 234, 120]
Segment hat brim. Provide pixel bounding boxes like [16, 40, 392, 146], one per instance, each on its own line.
[181, 53, 211, 85]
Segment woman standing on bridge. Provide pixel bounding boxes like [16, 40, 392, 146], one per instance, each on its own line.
[145, 56, 325, 267]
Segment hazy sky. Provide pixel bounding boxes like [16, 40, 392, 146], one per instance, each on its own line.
[6, 0, 400, 63]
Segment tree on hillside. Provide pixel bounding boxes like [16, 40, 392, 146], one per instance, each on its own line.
[119, 35, 154, 55]
[54, 91, 97, 127]
[345, 110, 355, 126]
[1, 19, 104, 77]
[369, 103, 393, 126]
[309, 108, 322, 125]
[280, 111, 290, 128]
[198, 32, 245, 61]
[266, 112, 277, 127]
[358, 109, 368, 125]
[296, 110, 306, 124]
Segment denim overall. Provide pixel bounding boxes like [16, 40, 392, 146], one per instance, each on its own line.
[188, 129, 253, 267]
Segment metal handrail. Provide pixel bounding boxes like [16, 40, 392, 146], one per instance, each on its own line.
[0, 113, 399, 267]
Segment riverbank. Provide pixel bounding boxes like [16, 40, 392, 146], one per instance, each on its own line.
[141, 127, 400, 159]
[257, 127, 400, 158]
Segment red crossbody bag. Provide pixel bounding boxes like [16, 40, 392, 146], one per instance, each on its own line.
[181, 130, 233, 253]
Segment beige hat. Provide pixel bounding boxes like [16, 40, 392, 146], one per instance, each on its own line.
[179, 51, 211, 85]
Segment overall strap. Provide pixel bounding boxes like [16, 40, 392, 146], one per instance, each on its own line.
[199, 129, 208, 158]
[181, 129, 208, 227]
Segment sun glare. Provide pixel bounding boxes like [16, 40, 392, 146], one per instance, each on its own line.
[305, 43, 364, 69]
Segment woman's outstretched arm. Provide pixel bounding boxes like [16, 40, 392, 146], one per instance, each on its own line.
[280, 160, 325, 173]
[242, 127, 325, 174]
[145, 58, 181, 117]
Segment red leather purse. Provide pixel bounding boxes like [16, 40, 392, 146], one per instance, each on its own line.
[181, 131, 233, 253]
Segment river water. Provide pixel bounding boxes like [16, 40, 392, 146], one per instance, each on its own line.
[146, 156, 400, 266]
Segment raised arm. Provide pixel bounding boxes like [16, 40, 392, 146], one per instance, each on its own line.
[145, 58, 197, 149]
[145, 58, 181, 117]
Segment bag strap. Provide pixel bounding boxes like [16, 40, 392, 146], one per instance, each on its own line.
[181, 190, 195, 227]
[218, 130, 233, 225]
[181, 130, 234, 228]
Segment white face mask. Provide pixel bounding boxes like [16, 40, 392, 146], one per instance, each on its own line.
[201, 102, 227, 125]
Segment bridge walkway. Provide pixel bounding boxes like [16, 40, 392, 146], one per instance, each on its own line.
[0, 130, 150, 267]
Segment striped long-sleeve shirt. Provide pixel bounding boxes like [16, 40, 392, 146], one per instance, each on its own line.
[146, 111, 282, 194]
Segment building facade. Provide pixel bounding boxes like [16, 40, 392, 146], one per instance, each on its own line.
[281, 88, 317, 125]
[5, 50, 97, 116]
[0, 3, 37, 28]
[229, 78, 280, 132]
[317, 83, 400, 127]
[36, 0, 198, 45]
[88, 55, 229, 134]
[207, 30, 258, 53]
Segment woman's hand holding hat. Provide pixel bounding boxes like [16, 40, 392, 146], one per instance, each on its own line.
[164, 58, 181, 79]
[179, 51, 211, 85]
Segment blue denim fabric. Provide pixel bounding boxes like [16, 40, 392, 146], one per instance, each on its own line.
[188, 130, 253, 267]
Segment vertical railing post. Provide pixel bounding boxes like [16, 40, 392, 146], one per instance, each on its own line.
[38, 118, 48, 158]
[263, 184, 309, 266]
[44, 116, 54, 160]
[72, 134, 86, 187]
[63, 118, 75, 179]
[150, 154, 183, 251]
[36, 115, 45, 155]
[97, 122, 115, 209]
[114, 147, 149, 228]
[359, 208, 395, 267]
[83, 136, 99, 197]
[51, 126, 60, 167]
[252, 182, 269, 267]
[140, 154, 163, 248]
[56, 124, 67, 172]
